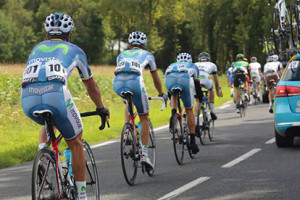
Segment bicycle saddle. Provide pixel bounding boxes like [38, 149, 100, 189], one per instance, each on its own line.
[33, 110, 53, 118]
[120, 91, 133, 97]
[171, 87, 182, 93]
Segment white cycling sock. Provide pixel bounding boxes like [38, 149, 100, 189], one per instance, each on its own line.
[38, 143, 48, 151]
[76, 181, 87, 200]
[230, 88, 234, 95]
[209, 103, 215, 113]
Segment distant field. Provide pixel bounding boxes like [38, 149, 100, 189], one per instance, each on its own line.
[0, 64, 231, 169]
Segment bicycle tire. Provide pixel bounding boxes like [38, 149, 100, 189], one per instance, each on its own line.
[172, 113, 184, 165]
[120, 123, 138, 185]
[146, 119, 156, 176]
[207, 114, 215, 142]
[32, 148, 61, 200]
[83, 139, 100, 200]
[199, 108, 208, 145]
[290, 2, 300, 48]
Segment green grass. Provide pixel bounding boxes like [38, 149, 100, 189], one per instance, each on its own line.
[0, 67, 231, 169]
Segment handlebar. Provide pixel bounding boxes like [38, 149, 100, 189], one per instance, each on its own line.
[80, 111, 110, 131]
[148, 96, 166, 111]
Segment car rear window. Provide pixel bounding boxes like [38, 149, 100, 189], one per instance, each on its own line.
[282, 60, 300, 81]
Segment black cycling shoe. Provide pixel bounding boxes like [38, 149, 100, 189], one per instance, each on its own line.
[190, 143, 199, 154]
[210, 112, 217, 121]
[269, 108, 273, 113]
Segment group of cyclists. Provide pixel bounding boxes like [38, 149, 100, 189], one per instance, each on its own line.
[227, 53, 283, 114]
[20, 12, 284, 199]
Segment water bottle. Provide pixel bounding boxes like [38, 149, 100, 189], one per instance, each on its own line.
[60, 153, 68, 176]
[63, 148, 72, 177]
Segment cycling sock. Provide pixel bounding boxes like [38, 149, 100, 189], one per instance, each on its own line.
[269, 102, 272, 107]
[189, 134, 195, 144]
[171, 108, 176, 116]
[76, 181, 87, 200]
[209, 103, 215, 113]
[38, 143, 49, 151]
[230, 88, 234, 95]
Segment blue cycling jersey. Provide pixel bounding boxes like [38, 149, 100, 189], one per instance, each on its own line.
[165, 62, 199, 78]
[115, 48, 157, 75]
[22, 40, 92, 87]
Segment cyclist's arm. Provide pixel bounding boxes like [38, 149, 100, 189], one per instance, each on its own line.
[212, 73, 221, 96]
[150, 70, 164, 96]
[83, 78, 105, 109]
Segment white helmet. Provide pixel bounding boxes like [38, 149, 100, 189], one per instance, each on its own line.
[177, 52, 192, 62]
[250, 56, 257, 62]
[272, 54, 279, 61]
[45, 13, 74, 35]
[128, 31, 147, 46]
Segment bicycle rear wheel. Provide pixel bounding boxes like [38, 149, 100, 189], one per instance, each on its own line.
[120, 123, 138, 185]
[207, 114, 215, 142]
[146, 119, 156, 176]
[32, 148, 61, 200]
[199, 108, 208, 145]
[172, 113, 184, 165]
[83, 140, 100, 200]
[184, 123, 195, 159]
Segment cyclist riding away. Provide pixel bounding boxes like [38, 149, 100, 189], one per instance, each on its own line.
[263, 54, 284, 113]
[194, 52, 222, 120]
[227, 64, 234, 97]
[113, 31, 168, 169]
[231, 53, 250, 113]
[21, 13, 109, 200]
[165, 52, 200, 154]
[249, 56, 262, 101]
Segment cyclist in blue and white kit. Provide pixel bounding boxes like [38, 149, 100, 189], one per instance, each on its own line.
[21, 13, 109, 200]
[113, 31, 168, 169]
[165, 53, 200, 154]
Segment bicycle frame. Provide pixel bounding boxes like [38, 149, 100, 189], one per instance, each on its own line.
[274, 0, 290, 33]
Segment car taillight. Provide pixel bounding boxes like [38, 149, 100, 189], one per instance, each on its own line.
[275, 86, 300, 97]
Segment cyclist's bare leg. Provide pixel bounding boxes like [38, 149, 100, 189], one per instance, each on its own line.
[140, 114, 150, 146]
[208, 86, 214, 103]
[194, 98, 199, 114]
[170, 95, 177, 109]
[186, 108, 195, 133]
[66, 136, 86, 181]
[124, 101, 134, 122]
[235, 88, 241, 106]
[38, 126, 56, 149]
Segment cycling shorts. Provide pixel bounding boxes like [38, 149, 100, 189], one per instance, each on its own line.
[233, 72, 247, 88]
[265, 73, 278, 89]
[113, 73, 149, 115]
[199, 71, 213, 90]
[165, 72, 195, 109]
[229, 75, 233, 84]
[21, 82, 83, 141]
[252, 75, 261, 83]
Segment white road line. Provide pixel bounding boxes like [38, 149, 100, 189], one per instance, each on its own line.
[221, 148, 261, 168]
[91, 141, 116, 149]
[154, 125, 169, 132]
[219, 104, 230, 109]
[157, 177, 210, 200]
[265, 137, 275, 144]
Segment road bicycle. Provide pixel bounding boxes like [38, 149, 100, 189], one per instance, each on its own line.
[237, 79, 248, 118]
[290, 0, 300, 48]
[270, 0, 293, 53]
[169, 88, 196, 165]
[31, 109, 108, 200]
[195, 88, 215, 145]
[120, 92, 165, 185]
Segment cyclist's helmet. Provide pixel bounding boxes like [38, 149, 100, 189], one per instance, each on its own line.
[177, 52, 192, 62]
[45, 13, 74, 36]
[236, 53, 244, 60]
[272, 54, 279, 61]
[198, 52, 211, 61]
[250, 56, 257, 62]
[128, 31, 147, 46]
[267, 55, 274, 62]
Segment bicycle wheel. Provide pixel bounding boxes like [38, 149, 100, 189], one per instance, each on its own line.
[239, 97, 243, 118]
[207, 114, 215, 142]
[146, 119, 156, 176]
[290, 2, 300, 48]
[120, 123, 138, 185]
[184, 123, 195, 159]
[199, 108, 208, 145]
[32, 148, 61, 200]
[272, 8, 289, 54]
[83, 140, 100, 200]
[172, 113, 184, 165]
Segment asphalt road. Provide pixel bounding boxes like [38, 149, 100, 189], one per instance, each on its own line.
[1, 100, 300, 200]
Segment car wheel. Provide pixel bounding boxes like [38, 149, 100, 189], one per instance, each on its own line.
[275, 128, 294, 147]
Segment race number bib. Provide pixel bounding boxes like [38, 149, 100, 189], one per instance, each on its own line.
[22, 61, 42, 84]
[177, 64, 188, 72]
[45, 60, 66, 83]
[115, 59, 141, 75]
[129, 60, 141, 74]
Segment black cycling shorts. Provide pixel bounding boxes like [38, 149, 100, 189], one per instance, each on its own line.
[233, 73, 247, 88]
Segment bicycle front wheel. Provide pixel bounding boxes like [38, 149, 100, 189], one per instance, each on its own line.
[83, 140, 100, 200]
[120, 123, 138, 185]
[172, 113, 184, 165]
[32, 148, 61, 200]
[147, 119, 156, 176]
